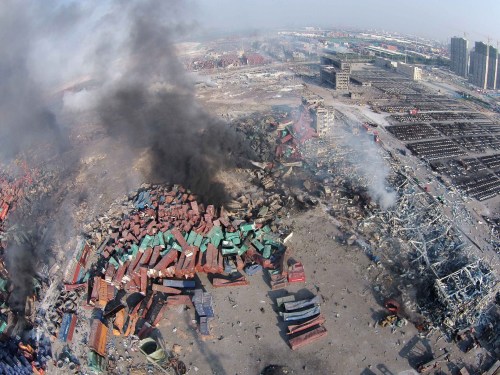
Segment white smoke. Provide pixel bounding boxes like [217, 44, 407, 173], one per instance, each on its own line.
[337, 112, 397, 210]
[62, 89, 99, 112]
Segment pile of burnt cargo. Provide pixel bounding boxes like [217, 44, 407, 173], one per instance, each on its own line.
[88, 184, 291, 291]
[44, 290, 79, 339]
[0, 162, 36, 308]
[0, 334, 51, 375]
[72, 184, 298, 368]
[0, 163, 56, 375]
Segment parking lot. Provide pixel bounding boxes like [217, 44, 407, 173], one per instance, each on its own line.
[352, 65, 500, 202]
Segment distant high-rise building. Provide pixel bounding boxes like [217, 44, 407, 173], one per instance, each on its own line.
[487, 45, 498, 90]
[469, 41, 489, 89]
[497, 58, 500, 89]
[469, 51, 475, 76]
[450, 37, 468, 77]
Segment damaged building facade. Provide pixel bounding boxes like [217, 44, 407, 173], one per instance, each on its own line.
[320, 52, 373, 90]
[311, 106, 334, 136]
[320, 53, 351, 91]
[320, 66, 350, 91]
[301, 95, 334, 136]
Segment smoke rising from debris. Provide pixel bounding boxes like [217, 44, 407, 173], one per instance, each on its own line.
[99, 86, 250, 204]
[338, 114, 397, 210]
[96, 0, 251, 205]
[0, 1, 80, 313]
[1, 0, 249, 313]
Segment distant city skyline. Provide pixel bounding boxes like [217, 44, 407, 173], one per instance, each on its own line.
[195, 0, 500, 43]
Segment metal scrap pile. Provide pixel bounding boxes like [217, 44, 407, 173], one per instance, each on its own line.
[231, 112, 284, 163]
[285, 108, 498, 335]
[275, 293, 327, 350]
[0, 335, 51, 375]
[434, 261, 498, 330]
[62, 183, 300, 371]
[43, 289, 80, 341]
[0, 160, 37, 241]
[483, 216, 500, 253]
[231, 109, 322, 209]
[362, 172, 499, 334]
[231, 106, 317, 160]
[0, 162, 56, 374]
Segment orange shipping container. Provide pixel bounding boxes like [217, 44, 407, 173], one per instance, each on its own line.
[89, 320, 108, 356]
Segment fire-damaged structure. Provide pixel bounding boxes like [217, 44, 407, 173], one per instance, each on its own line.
[374, 170, 499, 335]
[293, 107, 499, 340]
[320, 65, 350, 91]
[434, 261, 498, 330]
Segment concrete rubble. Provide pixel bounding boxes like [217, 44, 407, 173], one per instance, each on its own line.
[227, 92, 499, 359]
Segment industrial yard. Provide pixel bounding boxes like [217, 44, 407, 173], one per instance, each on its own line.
[0, 3, 499, 375]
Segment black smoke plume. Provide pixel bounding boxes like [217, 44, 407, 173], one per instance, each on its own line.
[97, 1, 251, 205]
[0, 0, 251, 315]
[99, 86, 250, 205]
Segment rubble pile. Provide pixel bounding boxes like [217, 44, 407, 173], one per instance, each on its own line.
[314, 150, 498, 334]
[0, 168, 27, 322]
[0, 161, 58, 374]
[59, 183, 305, 372]
[283, 108, 498, 335]
[0, 162, 33, 224]
[301, 130, 386, 210]
[232, 111, 287, 163]
[483, 216, 500, 252]
[231, 105, 319, 163]
[0, 334, 52, 375]
[187, 51, 268, 71]
[374, 174, 498, 332]
[434, 261, 497, 328]
[231, 108, 322, 209]
[43, 289, 81, 341]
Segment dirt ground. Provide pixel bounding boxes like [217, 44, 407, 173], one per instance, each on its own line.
[152, 206, 486, 375]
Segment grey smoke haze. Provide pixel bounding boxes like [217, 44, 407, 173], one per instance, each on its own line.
[0, 2, 71, 160]
[96, 1, 251, 204]
[337, 114, 396, 210]
[197, 0, 500, 42]
[0, 0, 249, 314]
[0, 1, 81, 313]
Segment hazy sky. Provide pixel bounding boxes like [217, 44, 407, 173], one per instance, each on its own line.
[196, 0, 500, 43]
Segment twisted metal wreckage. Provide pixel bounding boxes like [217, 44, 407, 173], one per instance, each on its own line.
[301, 109, 499, 335]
